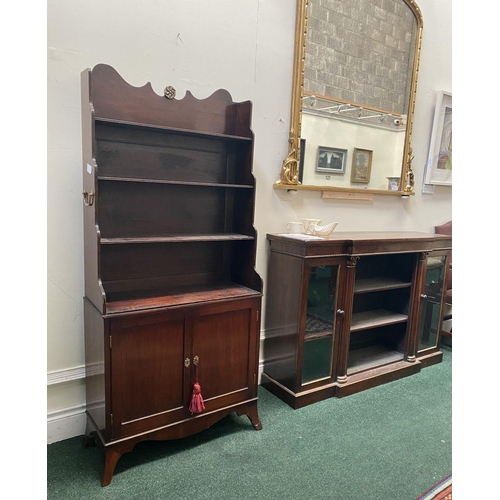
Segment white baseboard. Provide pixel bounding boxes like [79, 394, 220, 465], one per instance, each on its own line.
[47, 405, 87, 444]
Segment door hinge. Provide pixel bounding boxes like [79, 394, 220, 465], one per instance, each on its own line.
[109, 335, 112, 349]
[254, 373, 257, 384]
[110, 413, 113, 426]
[257, 310, 259, 321]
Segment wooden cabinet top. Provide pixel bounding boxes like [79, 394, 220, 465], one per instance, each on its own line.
[267, 231, 452, 257]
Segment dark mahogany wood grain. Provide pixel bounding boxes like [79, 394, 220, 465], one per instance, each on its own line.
[81, 65, 262, 486]
[267, 231, 452, 258]
[89, 63, 253, 138]
[263, 232, 451, 409]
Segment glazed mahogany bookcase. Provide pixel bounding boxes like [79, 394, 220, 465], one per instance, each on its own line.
[262, 231, 451, 409]
[81, 64, 263, 486]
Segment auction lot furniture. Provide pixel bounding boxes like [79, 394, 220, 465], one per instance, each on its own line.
[262, 231, 451, 409]
[81, 64, 262, 485]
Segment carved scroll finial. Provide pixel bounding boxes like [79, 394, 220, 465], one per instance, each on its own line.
[403, 146, 415, 193]
[277, 133, 300, 185]
[164, 86, 176, 99]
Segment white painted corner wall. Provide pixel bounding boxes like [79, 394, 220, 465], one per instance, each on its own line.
[47, 0, 452, 444]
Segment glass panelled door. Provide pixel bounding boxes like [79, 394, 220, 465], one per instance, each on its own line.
[302, 264, 339, 384]
[418, 255, 447, 352]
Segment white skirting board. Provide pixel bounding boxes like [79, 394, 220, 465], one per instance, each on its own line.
[47, 405, 87, 444]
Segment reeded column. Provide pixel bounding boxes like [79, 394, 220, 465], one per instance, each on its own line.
[336, 256, 358, 383]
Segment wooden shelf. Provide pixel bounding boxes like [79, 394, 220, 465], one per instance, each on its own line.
[347, 345, 405, 375]
[98, 176, 254, 189]
[354, 277, 412, 294]
[105, 283, 262, 316]
[350, 309, 408, 332]
[96, 117, 253, 142]
[100, 234, 255, 244]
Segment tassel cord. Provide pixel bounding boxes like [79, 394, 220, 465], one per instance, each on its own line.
[189, 360, 205, 414]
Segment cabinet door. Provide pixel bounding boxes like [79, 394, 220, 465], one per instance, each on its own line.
[191, 298, 260, 410]
[300, 261, 344, 386]
[417, 253, 448, 353]
[109, 311, 190, 439]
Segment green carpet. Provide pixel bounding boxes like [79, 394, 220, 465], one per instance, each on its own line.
[47, 347, 451, 499]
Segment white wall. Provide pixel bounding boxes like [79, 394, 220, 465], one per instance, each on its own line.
[46, 0, 452, 443]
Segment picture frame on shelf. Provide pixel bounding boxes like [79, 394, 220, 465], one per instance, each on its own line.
[423, 91, 452, 187]
[316, 146, 347, 174]
[351, 148, 372, 183]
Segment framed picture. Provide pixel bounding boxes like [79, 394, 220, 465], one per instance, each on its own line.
[316, 146, 347, 174]
[424, 91, 452, 187]
[351, 148, 372, 183]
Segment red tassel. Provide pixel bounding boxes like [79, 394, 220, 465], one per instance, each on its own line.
[189, 382, 205, 414]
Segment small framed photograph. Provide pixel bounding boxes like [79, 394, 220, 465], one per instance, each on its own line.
[351, 148, 372, 183]
[316, 146, 347, 174]
[423, 91, 452, 187]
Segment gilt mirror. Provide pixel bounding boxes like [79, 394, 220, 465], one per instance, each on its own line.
[275, 0, 423, 196]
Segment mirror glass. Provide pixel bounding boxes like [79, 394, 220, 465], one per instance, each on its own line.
[277, 0, 423, 195]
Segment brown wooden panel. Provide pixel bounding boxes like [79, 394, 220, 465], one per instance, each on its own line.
[263, 251, 303, 389]
[231, 189, 255, 235]
[352, 289, 410, 316]
[81, 71, 105, 312]
[84, 299, 106, 434]
[110, 315, 188, 437]
[105, 284, 261, 316]
[267, 232, 452, 259]
[192, 305, 255, 406]
[88, 64, 252, 138]
[230, 239, 262, 292]
[96, 127, 235, 184]
[98, 181, 229, 238]
[100, 241, 230, 297]
[354, 253, 415, 283]
[337, 360, 421, 397]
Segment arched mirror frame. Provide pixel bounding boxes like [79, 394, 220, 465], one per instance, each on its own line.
[275, 0, 423, 196]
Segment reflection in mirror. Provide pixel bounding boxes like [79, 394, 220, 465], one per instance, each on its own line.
[276, 0, 423, 195]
